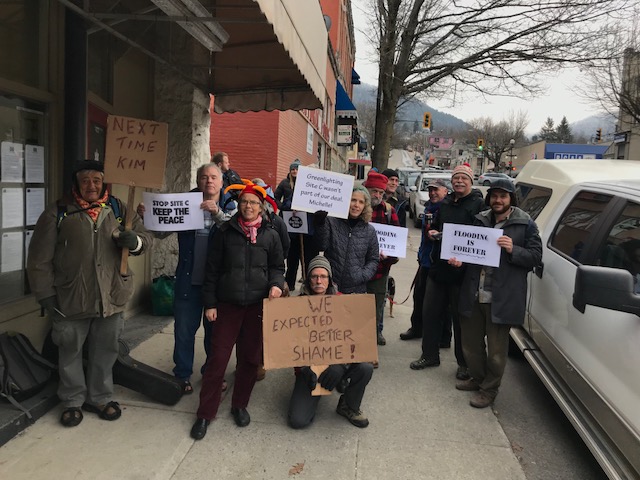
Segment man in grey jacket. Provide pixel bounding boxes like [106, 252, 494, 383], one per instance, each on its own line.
[450, 179, 542, 408]
[27, 160, 152, 427]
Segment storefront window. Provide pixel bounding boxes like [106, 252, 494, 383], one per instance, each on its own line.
[0, 1, 47, 88]
[0, 94, 47, 304]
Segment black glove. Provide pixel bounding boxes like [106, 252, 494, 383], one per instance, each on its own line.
[312, 210, 328, 228]
[318, 364, 346, 391]
[39, 296, 61, 318]
[299, 366, 318, 390]
[114, 229, 139, 250]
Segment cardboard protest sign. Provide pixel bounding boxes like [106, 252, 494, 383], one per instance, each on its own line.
[372, 223, 408, 258]
[282, 211, 309, 234]
[104, 115, 168, 189]
[440, 223, 503, 267]
[262, 294, 377, 370]
[290, 166, 355, 219]
[142, 192, 204, 231]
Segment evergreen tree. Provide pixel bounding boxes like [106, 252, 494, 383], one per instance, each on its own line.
[555, 116, 573, 143]
[539, 117, 558, 142]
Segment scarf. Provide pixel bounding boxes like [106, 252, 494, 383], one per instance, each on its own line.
[72, 188, 110, 223]
[238, 215, 262, 244]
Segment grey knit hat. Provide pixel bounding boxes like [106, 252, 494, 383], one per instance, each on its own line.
[307, 255, 332, 278]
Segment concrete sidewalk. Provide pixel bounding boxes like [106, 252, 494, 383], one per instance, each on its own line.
[0, 231, 526, 480]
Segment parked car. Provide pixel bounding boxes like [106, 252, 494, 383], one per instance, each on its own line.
[512, 159, 640, 480]
[477, 171, 513, 186]
[408, 171, 452, 228]
[396, 167, 421, 204]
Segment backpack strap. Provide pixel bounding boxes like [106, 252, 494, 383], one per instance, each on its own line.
[56, 195, 124, 229]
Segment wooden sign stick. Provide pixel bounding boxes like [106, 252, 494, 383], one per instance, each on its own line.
[120, 184, 136, 275]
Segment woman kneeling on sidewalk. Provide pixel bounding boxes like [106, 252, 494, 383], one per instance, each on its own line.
[287, 255, 373, 429]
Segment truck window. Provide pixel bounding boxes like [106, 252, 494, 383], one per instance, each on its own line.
[515, 183, 551, 220]
[594, 201, 640, 289]
[550, 192, 613, 261]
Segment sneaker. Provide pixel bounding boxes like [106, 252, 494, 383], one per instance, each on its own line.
[377, 332, 386, 346]
[470, 390, 495, 408]
[456, 366, 470, 380]
[410, 356, 440, 370]
[336, 396, 369, 428]
[455, 378, 480, 391]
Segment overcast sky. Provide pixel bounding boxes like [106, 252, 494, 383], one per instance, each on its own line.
[350, 0, 603, 134]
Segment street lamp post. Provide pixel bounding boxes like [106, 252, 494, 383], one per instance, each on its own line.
[508, 138, 515, 174]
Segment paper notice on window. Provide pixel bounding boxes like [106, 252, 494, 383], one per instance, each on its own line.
[1, 232, 23, 273]
[2, 188, 24, 228]
[25, 144, 45, 183]
[26, 188, 45, 225]
[1, 141, 24, 183]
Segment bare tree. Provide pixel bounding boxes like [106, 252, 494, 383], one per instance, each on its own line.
[468, 111, 528, 171]
[359, 0, 634, 170]
[577, 12, 640, 131]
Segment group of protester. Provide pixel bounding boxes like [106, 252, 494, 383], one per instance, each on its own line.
[25, 153, 541, 441]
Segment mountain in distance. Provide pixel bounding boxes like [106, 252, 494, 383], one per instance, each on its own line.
[570, 112, 617, 138]
[352, 82, 469, 133]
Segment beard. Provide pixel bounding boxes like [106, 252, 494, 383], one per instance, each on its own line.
[370, 197, 381, 207]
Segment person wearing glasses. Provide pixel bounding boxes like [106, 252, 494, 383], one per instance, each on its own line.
[190, 180, 285, 440]
[287, 255, 373, 429]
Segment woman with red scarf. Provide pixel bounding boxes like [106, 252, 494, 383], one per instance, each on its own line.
[191, 181, 285, 440]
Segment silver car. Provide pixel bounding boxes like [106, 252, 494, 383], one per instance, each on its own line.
[477, 172, 513, 187]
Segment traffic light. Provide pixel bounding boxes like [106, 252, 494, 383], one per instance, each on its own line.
[509, 160, 513, 168]
[477, 138, 484, 150]
[423, 112, 432, 130]
[595, 128, 602, 142]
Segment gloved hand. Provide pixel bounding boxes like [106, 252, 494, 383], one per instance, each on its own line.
[318, 364, 346, 391]
[299, 366, 317, 390]
[39, 296, 61, 318]
[313, 210, 328, 228]
[114, 229, 140, 250]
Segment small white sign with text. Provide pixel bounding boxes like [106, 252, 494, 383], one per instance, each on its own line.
[371, 223, 408, 258]
[291, 166, 355, 219]
[142, 192, 204, 231]
[440, 223, 503, 267]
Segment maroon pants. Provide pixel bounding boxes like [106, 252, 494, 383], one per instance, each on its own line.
[197, 302, 263, 420]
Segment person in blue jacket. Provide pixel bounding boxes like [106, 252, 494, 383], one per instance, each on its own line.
[137, 163, 235, 394]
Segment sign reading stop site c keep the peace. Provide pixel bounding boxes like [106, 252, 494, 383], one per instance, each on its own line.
[290, 166, 355, 219]
[142, 192, 204, 231]
[262, 294, 378, 370]
[104, 115, 168, 189]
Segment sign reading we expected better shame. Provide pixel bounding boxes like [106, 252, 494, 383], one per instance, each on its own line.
[262, 294, 377, 370]
[104, 115, 168, 189]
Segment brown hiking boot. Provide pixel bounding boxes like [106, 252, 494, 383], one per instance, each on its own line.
[455, 378, 480, 391]
[256, 364, 266, 381]
[469, 390, 495, 408]
[336, 395, 369, 428]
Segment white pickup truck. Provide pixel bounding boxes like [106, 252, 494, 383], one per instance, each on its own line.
[512, 160, 640, 480]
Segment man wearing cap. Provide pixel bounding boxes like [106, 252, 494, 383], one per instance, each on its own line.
[28, 160, 152, 427]
[364, 171, 400, 347]
[288, 255, 373, 429]
[410, 163, 485, 379]
[450, 178, 541, 408]
[401, 178, 450, 342]
[381, 169, 407, 228]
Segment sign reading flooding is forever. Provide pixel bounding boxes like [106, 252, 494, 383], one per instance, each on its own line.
[291, 166, 355, 219]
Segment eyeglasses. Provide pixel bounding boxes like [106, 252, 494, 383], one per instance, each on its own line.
[309, 274, 329, 281]
[238, 199, 261, 206]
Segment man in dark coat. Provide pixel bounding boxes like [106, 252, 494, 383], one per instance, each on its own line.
[452, 178, 542, 408]
[410, 163, 486, 379]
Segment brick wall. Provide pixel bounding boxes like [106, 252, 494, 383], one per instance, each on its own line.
[276, 111, 318, 184]
[210, 110, 280, 186]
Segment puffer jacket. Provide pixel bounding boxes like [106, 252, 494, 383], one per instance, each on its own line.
[27, 197, 152, 319]
[274, 176, 295, 211]
[458, 207, 542, 325]
[315, 216, 379, 293]
[202, 213, 285, 307]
